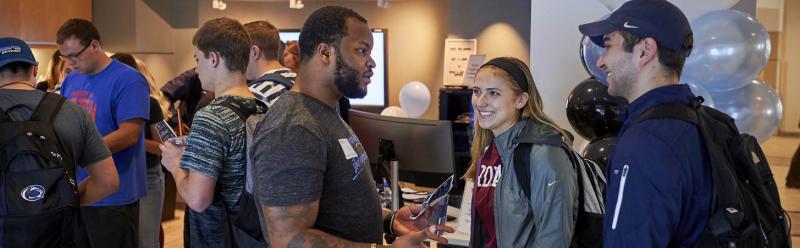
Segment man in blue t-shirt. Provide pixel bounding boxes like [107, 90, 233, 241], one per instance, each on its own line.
[57, 19, 149, 248]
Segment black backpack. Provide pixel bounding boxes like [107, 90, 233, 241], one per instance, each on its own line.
[214, 98, 269, 248]
[635, 97, 790, 248]
[0, 93, 79, 248]
[513, 135, 606, 248]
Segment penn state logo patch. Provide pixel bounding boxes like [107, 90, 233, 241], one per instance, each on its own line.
[21, 185, 45, 202]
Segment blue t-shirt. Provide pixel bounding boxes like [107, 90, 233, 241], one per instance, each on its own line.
[61, 60, 150, 206]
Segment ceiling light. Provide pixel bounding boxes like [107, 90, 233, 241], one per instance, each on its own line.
[213, 0, 227, 10]
[289, 0, 304, 9]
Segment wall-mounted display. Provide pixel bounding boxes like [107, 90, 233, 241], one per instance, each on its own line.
[280, 29, 387, 107]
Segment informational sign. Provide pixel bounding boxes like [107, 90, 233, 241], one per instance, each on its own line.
[443, 38, 478, 86]
[461, 54, 486, 86]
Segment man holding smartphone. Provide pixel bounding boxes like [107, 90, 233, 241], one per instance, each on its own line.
[159, 17, 261, 247]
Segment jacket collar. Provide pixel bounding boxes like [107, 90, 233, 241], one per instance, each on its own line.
[620, 84, 695, 132]
[494, 118, 563, 152]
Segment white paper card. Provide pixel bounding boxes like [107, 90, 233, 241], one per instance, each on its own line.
[338, 139, 358, 159]
[461, 54, 486, 86]
[456, 180, 474, 234]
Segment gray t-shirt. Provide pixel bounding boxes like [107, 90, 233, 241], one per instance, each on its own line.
[252, 91, 382, 243]
[0, 89, 111, 168]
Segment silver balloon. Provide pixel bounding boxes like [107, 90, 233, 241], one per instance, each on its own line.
[681, 81, 715, 108]
[711, 79, 783, 144]
[580, 35, 607, 85]
[681, 10, 770, 92]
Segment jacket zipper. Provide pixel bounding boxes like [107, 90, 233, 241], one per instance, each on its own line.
[611, 164, 629, 230]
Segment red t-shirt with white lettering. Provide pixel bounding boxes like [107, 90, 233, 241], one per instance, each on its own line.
[473, 143, 502, 248]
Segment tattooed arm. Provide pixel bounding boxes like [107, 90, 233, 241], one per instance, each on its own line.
[263, 200, 375, 248]
[262, 201, 453, 248]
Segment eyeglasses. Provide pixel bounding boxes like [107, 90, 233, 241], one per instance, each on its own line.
[59, 41, 92, 61]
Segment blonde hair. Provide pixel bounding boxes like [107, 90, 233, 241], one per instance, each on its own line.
[463, 57, 572, 180]
[134, 58, 171, 120]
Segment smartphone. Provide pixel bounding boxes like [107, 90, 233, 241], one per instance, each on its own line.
[155, 120, 186, 146]
[155, 120, 177, 142]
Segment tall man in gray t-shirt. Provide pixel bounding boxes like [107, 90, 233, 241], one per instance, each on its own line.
[251, 6, 454, 247]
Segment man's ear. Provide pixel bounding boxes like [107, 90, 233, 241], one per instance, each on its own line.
[317, 43, 334, 64]
[31, 65, 39, 81]
[638, 38, 658, 66]
[210, 51, 221, 68]
[251, 45, 261, 60]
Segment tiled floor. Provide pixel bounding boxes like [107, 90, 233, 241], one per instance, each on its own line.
[161, 135, 800, 247]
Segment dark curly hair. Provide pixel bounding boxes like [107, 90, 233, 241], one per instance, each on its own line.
[192, 17, 251, 73]
[298, 6, 367, 64]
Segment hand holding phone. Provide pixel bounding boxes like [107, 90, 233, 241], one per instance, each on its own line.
[155, 120, 186, 147]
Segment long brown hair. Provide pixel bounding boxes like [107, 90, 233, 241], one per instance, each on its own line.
[463, 57, 571, 180]
[41, 51, 65, 90]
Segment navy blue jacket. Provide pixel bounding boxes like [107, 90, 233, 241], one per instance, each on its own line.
[603, 84, 712, 247]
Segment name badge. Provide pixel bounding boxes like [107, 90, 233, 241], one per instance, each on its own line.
[338, 139, 358, 159]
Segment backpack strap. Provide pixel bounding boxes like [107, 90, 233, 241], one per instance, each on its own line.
[512, 134, 565, 201]
[255, 73, 294, 89]
[34, 93, 77, 188]
[633, 102, 698, 126]
[30, 93, 66, 123]
[513, 143, 533, 200]
[0, 107, 11, 122]
[214, 97, 263, 123]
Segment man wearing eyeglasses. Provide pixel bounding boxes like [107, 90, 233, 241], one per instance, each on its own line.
[56, 18, 150, 248]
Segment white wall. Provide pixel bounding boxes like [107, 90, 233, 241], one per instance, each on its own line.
[781, 0, 800, 133]
[530, 0, 609, 148]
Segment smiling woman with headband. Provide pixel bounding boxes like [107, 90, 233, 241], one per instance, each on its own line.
[464, 57, 578, 247]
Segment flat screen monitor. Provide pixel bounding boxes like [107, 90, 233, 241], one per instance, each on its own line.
[348, 109, 455, 189]
[280, 29, 387, 107]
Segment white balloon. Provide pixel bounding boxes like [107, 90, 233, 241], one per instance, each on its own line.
[380, 106, 409, 118]
[598, 0, 740, 21]
[398, 81, 431, 118]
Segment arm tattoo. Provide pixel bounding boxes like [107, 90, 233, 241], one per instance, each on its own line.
[262, 201, 373, 248]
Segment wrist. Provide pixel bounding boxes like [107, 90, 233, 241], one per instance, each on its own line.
[383, 211, 397, 236]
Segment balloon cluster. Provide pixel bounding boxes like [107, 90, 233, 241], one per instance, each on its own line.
[681, 10, 782, 143]
[565, 78, 627, 170]
[380, 81, 431, 119]
[581, 1, 782, 144]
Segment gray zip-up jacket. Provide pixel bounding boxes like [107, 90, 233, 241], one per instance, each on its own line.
[470, 118, 578, 248]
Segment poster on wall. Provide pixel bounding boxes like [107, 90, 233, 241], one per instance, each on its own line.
[443, 38, 478, 86]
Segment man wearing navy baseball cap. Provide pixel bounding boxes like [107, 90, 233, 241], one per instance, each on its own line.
[1, 37, 119, 246]
[579, 0, 712, 247]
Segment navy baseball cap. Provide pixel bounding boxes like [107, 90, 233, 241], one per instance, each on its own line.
[0, 37, 38, 69]
[579, 0, 692, 56]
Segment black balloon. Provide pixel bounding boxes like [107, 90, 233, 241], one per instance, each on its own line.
[582, 136, 617, 171]
[566, 78, 629, 141]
